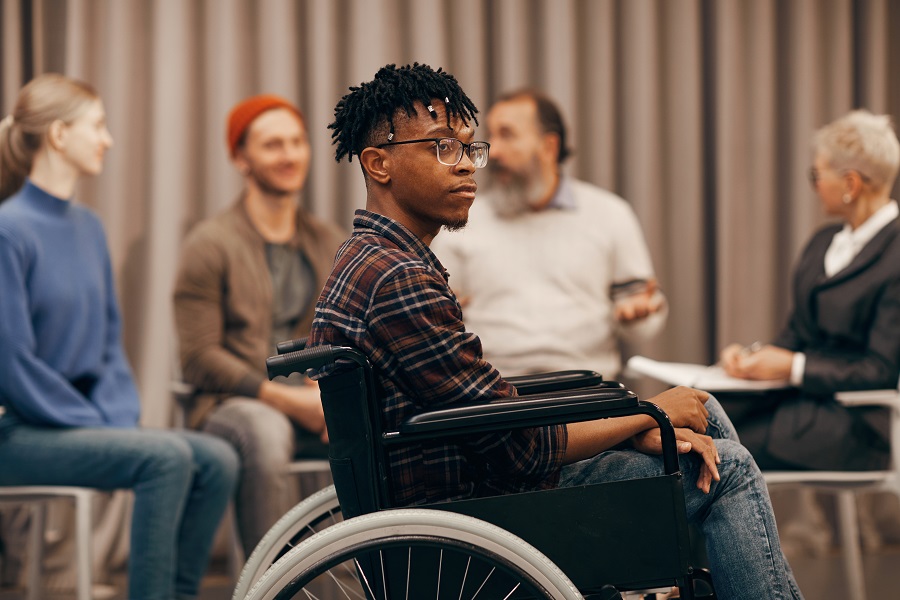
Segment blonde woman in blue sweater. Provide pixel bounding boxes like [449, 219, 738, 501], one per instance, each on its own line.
[0, 74, 238, 600]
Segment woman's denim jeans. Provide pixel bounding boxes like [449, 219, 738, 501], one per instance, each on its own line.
[559, 396, 804, 600]
[0, 415, 239, 600]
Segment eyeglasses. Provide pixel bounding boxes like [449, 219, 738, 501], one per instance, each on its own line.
[376, 137, 490, 168]
[808, 166, 870, 188]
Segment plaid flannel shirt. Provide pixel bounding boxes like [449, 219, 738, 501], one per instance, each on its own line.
[309, 210, 568, 506]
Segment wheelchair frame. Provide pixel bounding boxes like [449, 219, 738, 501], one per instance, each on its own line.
[236, 344, 713, 600]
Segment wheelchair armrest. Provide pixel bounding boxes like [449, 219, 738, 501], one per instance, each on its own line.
[391, 389, 680, 475]
[266, 345, 680, 473]
[397, 388, 637, 436]
[505, 370, 612, 395]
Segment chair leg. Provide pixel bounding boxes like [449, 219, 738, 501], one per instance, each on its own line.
[25, 503, 46, 600]
[73, 491, 94, 600]
[226, 503, 245, 582]
[836, 491, 866, 600]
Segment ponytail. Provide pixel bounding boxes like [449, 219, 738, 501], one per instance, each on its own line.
[0, 114, 37, 201]
[0, 74, 99, 202]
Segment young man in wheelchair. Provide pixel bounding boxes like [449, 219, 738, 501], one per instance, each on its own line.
[309, 62, 803, 600]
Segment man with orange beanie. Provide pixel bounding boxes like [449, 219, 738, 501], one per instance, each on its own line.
[173, 94, 346, 555]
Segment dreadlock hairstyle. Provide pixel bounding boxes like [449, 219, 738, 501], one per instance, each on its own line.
[329, 63, 479, 165]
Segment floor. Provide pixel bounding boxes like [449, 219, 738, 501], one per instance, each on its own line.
[206, 548, 900, 598]
[0, 543, 896, 599]
[2, 489, 899, 599]
[197, 545, 900, 598]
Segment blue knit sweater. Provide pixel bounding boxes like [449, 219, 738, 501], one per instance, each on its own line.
[0, 180, 140, 427]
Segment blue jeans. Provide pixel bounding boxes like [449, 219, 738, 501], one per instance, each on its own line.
[0, 414, 239, 600]
[559, 396, 803, 600]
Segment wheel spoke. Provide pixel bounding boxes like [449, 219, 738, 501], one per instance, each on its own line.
[501, 582, 521, 600]
[353, 556, 377, 600]
[457, 557, 471, 600]
[321, 559, 362, 600]
[406, 547, 412, 600]
[469, 566, 495, 600]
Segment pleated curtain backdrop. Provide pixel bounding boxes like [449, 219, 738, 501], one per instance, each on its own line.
[4, 0, 900, 588]
[1, 0, 899, 430]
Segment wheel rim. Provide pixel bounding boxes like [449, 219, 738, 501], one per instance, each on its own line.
[274, 535, 557, 600]
[247, 510, 582, 600]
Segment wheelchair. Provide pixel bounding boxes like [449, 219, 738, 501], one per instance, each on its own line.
[235, 342, 715, 600]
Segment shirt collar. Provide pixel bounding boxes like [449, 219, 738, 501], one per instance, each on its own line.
[21, 179, 72, 214]
[545, 175, 576, 210]
[840, 200, 899, 250]
[352, 209, 446, 276]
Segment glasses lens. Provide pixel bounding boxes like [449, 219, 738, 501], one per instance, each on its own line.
[808, 167, 818, 187]
[469, 142, 489, 168]
[436, 139, 463, 166]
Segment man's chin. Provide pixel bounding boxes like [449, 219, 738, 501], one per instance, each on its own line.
[257, 180, 302, 197]
[443, 218, 468, 232]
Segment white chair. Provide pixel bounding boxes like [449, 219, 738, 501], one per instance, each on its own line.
[0, 485, 96, 600]
[763, 388, 900, 600]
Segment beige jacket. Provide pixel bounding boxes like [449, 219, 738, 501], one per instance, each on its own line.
[173, 197, 346, 427]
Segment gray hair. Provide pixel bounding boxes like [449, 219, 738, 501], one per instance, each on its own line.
[813, 109, 900, 191]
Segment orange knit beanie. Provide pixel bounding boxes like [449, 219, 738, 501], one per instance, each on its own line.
[226, 94, 305, 156]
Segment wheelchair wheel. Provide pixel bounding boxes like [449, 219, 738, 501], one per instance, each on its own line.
[244, 508, 584, 600]
[233, 485, 342, 600]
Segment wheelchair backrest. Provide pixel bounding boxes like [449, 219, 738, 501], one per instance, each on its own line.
[266, 344, 389, 518]
[318, 361, 389, 518]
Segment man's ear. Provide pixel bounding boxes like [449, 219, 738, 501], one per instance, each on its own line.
[541, 132, 561, 164]
[359, 147, 391, 184]
[232, 150, 251, 176]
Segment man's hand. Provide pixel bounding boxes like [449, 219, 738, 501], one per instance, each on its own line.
[614, 278, 665, 322]
[259, 379, 328, 442]
[720, 343, 793, 381]
[632, 427, 721, 493]
[646, 386, 710, 433]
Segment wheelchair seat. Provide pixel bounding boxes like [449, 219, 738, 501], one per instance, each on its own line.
[252, 344, 713, 599]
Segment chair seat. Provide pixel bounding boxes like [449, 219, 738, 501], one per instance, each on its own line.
[284, 459, 331, 475]
[0, 485, 97, 600]
[0, 486, 97, 502]
[763, 471, 894, 487]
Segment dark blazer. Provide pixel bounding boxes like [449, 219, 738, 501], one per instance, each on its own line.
[763, 216, 900, 470]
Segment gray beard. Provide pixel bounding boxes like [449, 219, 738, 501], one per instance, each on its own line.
[487, 161, 550, 219]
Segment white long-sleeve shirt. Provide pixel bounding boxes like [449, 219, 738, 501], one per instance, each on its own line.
[431, 177, 666, 378]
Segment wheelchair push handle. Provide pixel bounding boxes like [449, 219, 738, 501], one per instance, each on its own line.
[266, 344, 369, 380]
[275, 337, 309, 355]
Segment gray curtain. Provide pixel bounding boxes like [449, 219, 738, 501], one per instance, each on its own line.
[3, 0, 900, 583]
[3, 0, 900, 426]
